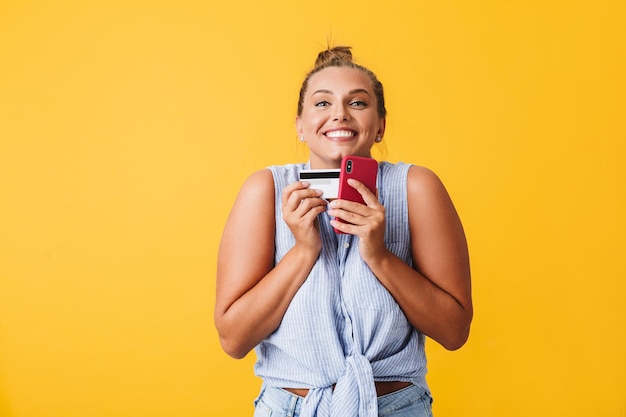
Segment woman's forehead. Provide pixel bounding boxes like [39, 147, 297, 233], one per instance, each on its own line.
[307, 66, 373, 93]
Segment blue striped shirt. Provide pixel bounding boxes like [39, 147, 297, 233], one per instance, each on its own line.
[255, 161, 428, 417]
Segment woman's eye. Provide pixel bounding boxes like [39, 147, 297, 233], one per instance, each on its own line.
[315, 101, 330, 107]
[350, 100, 367, 107]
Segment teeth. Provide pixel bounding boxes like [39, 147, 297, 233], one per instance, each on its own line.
[326, 130, 354, 138]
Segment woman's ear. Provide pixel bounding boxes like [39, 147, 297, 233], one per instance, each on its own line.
[295, 116, 303, 137]
[377, 118, 386, 138]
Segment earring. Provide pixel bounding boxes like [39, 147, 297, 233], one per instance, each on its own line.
[375, 135, 382, 143]
[299, 136, 305, 142]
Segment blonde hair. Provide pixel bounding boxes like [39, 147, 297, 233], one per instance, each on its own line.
[297, 46, 387, 118]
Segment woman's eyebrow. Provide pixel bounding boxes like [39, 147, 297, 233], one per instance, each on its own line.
[312, 89, 371, 95]
[349, 88, 371, 96]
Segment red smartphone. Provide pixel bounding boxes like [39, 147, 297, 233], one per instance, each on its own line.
[334, 155, 378, 233]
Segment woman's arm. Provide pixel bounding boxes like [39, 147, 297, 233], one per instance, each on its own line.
[371, 166, 472, 350]
[329, 166, 472, 350]
[214, 169, 327, 359]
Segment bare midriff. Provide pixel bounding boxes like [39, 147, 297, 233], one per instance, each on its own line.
[283, 381, 412, 398]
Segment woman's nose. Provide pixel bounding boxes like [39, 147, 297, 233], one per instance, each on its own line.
[332, 104, 349, 121]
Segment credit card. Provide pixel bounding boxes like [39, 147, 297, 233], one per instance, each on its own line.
[299, 169, 340, 200]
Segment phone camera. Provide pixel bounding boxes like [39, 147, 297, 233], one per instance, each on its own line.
[346, 160, 353, 173]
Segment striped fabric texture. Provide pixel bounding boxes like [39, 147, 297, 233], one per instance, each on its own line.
[255, 162, 428, 417]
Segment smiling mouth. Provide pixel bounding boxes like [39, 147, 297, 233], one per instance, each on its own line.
[325, 130, 356, 139]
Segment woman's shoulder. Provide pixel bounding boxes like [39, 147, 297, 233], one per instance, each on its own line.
[265, 163, 306, 187]
[378, 161, 447, 199]
[237, 168, 275, 201]
[404, 165, 457, 219]
[244, 167, 274, 184]
[406, 165, 446, 193]
[239, 162, 306, 197]
[379, 160, 441, 175]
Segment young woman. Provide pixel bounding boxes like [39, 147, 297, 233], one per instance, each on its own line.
[215, 46, 473, 417]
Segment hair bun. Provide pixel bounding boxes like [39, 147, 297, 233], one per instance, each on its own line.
[314, 46, 353, 68]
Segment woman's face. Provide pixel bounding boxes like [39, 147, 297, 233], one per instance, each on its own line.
[296, 66, 385, 169]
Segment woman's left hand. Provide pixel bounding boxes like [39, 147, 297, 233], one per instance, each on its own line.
[327, 178, 387, 262]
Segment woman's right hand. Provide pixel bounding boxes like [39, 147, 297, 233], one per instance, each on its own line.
[281, 181, 328, 254]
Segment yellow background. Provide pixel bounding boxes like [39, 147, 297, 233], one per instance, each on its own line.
[1, 0, 624, 416]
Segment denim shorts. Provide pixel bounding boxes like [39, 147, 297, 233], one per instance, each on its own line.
[253, 384, 433, 417]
